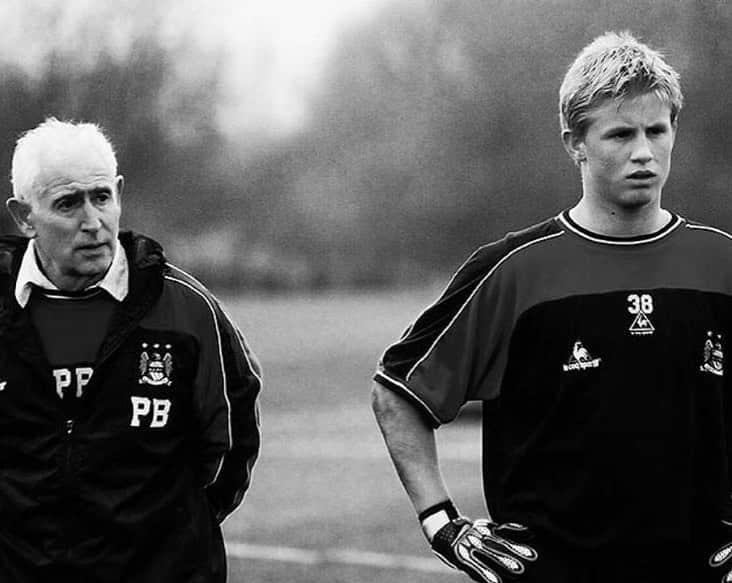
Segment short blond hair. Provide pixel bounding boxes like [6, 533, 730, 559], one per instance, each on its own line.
[11, 117, 118, 201]
[559, 31, 683, 138]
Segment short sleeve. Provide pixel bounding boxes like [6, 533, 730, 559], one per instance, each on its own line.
[374, 242, 509, 426]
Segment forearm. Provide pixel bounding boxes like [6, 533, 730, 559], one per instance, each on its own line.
[204, 397, 261, 522]
[371, 381, 450, 514]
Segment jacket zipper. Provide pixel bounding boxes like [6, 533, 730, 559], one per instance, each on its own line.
[64, 418, 75, 473]
[64, 418, 75, 562]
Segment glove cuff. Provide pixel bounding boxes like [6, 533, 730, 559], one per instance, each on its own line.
[419, 499, 459, 542]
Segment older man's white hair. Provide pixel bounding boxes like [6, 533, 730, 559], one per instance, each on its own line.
[11, 117, 118, 201]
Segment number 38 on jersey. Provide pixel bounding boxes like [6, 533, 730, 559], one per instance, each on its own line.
[628, 293, 654, 315]
[627, 293, 655, 336]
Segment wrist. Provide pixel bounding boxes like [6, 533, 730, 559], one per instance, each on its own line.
[418, 499, 459, 542]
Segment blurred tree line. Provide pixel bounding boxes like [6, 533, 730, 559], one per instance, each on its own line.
[1, 0, 731, 290]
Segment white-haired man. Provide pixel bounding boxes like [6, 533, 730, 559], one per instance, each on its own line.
[372, 32, 732, 582]
[0, 118, 262, 582]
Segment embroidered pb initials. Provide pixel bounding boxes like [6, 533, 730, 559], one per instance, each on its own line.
[130, 396, 172, 428]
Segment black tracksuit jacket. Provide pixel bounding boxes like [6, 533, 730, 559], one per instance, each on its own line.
[0, 232, 262, 582]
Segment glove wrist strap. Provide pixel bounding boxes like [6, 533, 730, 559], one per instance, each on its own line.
[419, 500, 459, 542]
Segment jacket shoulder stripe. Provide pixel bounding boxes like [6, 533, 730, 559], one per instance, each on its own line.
[163, 274, 233, 454]
[168, 264, 263, 387]
[406, 231, 564, 381]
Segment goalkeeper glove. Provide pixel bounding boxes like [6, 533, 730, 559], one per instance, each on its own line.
[709, 498, 732, 583]
[419, 500, 538, 583]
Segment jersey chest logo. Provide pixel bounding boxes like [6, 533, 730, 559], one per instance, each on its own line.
[700, 331, 724, 377]
[138, 343, 173, 386]
[628, 293, 655, 336]
[563, 340, 601, 372]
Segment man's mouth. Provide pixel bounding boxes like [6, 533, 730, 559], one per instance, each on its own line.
[77, 242, 108, 252]
[627, 170, 656, 179]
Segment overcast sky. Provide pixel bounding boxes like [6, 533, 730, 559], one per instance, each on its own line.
[0, 0, 395, 138]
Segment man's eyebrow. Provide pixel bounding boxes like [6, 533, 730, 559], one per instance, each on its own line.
[601, 123, 634, 133]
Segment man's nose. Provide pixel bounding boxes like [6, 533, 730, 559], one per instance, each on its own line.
[630, 135, 653, 163]
[80, 198, 102, 230]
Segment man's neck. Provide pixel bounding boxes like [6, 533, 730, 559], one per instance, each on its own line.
[569, 199, 671, 238]
[33, 247, 106, 292]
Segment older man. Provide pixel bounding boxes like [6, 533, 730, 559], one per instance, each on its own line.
[372, 32, 732, 583]
[0, 118, 262, 582]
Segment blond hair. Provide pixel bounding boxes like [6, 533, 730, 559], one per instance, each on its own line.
[559, 31, 683, 138]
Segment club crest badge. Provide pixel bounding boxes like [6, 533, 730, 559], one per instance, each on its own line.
[138, 343, 173, 386]
[700, 331, 724, 377]
[563, 340, 601, 372]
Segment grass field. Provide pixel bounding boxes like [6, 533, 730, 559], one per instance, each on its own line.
[219, 289, 487, 583]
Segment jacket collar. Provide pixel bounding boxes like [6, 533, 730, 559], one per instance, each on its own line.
[14, 238, 129, 307]
[0, 232, 166, 366]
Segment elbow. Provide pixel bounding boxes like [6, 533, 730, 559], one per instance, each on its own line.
[371, 380, 404, 425]
[371, 380, 413, 425]
[371, 380, 388, 418]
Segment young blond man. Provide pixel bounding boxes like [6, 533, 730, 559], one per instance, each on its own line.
[372, 31, 732, 583]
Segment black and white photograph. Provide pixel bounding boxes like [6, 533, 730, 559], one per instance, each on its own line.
[0, 1, 731, 582]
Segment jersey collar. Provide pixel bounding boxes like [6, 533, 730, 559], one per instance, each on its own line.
[14, 238, 129, 308]
[558, 209, 683, 245]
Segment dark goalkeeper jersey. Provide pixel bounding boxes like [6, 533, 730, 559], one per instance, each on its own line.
[375, 210, 732, 550]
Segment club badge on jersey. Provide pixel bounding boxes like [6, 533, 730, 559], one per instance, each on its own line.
[700, 331, 724, 377]
[138, 342, 173, 386]
[131, 342, 175, 428]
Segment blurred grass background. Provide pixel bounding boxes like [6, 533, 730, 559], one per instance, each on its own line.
[221, 289, 486, 582]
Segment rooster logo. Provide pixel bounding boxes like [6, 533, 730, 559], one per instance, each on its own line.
[563, 340, 601, 372]
[572, 341, 591, 362]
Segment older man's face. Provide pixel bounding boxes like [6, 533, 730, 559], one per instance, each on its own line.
[24, 148, 122, 291]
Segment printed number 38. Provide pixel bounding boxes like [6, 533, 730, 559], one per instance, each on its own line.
[628, 293, 653, 314]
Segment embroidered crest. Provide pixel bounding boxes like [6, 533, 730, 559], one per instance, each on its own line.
[138, 343, 173, 386]
[563, 340, 602, 372]
[700, 331, 724, 377]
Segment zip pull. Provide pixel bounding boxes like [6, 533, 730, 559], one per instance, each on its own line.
[66, 419, 74, 435]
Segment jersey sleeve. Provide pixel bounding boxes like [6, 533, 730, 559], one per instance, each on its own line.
[374, 241, 511, 426]
[192, 295, 262, 524]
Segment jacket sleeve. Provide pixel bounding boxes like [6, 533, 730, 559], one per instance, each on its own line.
[192, 295, 262, 524]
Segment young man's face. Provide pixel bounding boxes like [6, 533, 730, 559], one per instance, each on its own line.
[571, 93, 676, 213]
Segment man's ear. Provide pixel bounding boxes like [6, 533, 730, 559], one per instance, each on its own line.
[116, 175, 124, 201]
[562, 130, 586, 165]
[6, 197, 35, 237]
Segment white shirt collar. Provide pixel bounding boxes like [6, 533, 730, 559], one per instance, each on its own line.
[14, 238, 129, 307]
